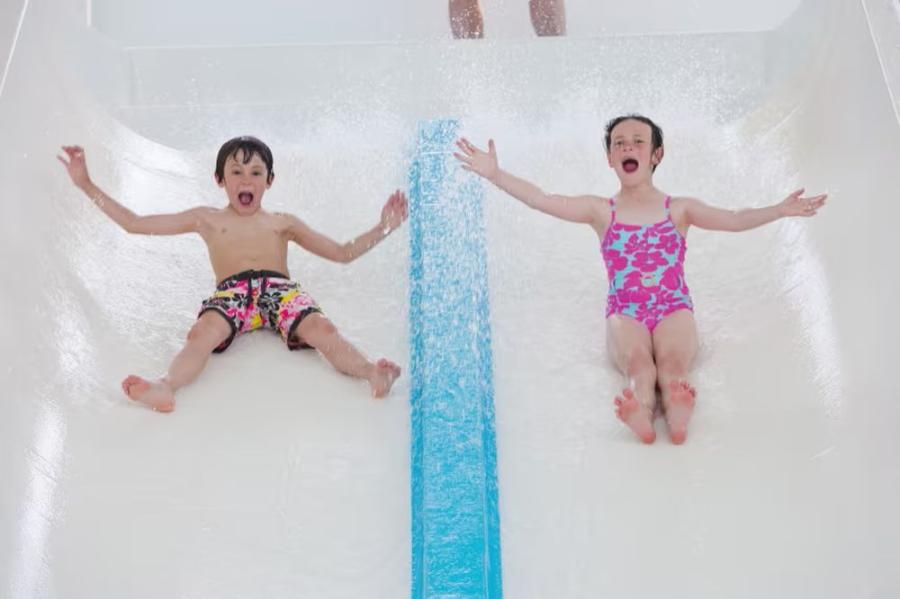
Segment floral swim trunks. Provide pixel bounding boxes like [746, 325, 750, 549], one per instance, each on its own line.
[199, 269, 323, 353]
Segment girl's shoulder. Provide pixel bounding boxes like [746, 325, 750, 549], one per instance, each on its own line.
[667, 196, 701, 232]
[667, 195, 700, 213]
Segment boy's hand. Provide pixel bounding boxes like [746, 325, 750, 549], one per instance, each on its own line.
[778, 188, 827, 218]
[381, 190, 408, 233]
[454, 137, 499, 182]
[57, 145, 92, 189]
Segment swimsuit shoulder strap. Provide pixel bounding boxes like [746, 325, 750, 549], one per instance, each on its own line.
[609, 197, 616, 223]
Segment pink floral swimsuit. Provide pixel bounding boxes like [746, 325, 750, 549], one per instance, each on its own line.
[600, 196, 693, 331]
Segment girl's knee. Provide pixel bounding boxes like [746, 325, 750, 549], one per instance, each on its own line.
[625, 349, 655, 377]
[656, 351, 689, 377]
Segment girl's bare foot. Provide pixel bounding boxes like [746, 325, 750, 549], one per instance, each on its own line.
[614, 388, 656, 444]
[121, 375, 175, 413]
[369, 359, 401, 398]
[663, 380, 696, 444]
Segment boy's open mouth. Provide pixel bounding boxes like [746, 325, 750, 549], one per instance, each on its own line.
[238, 192, 254, 206]
[622, 158, 639, 173]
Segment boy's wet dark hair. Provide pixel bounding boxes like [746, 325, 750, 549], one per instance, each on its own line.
[604, 114, 664, 172]
[215, 136, 274, 183]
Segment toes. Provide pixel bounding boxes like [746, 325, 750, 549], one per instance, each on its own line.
[622, 388, 635, 400]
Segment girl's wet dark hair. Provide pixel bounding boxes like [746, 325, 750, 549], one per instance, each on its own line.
[215, 136, 274, 183]
[604, 114, 664, 171]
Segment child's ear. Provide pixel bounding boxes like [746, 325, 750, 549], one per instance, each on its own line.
[214, 174, 224, 188]
[653, 147, 664, 165]
[267, 173, 275, 188]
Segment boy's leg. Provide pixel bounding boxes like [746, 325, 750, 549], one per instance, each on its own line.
[529, 0, 566, 37]
[652, 310, 699, 444]
[293, 313, 400, 398]
[449, 0, 484, 38]
[122, 311, 232, 412]
[607, 314, 658, 443]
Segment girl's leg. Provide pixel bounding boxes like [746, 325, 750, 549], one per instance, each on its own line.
[651, 310, 699, 444]
[529, 0, 566, 36]
[293, 313, 400, 398]
[607, 314, 658, 443]
[122, 312, 232, 412]
[449, 0, 484, 38]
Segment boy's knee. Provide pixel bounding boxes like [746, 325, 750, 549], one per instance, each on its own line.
[301, 316, 337, 342]
[189, 314, 229, 343]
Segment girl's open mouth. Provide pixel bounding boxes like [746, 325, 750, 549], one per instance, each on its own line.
[622, 158, 639, 173]
[238, 192, 254, 206]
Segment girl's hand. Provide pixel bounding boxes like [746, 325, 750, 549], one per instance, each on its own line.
[779, 188, 827, 217]
[380, 189, 408, 233]
[57, 145, 92, 189]
[454, 138, 499, 182]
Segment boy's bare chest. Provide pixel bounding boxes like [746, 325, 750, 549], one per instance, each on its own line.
[204, 214, 289, 249]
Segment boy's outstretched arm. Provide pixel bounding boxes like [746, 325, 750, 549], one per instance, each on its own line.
[684, 188, 827, 232]
[454, 137, 604, 225]
[287, 189, 408, 263]
[58, 145, 205, 236]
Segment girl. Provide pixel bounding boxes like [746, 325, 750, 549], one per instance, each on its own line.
[454, 115, 826, 443]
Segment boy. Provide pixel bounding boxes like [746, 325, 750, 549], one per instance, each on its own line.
[58, 136, 405, 412]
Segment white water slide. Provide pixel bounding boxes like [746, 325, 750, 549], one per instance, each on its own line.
[2, 1, 899, 597]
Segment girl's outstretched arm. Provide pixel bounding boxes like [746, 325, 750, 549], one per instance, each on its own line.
[454, 137, 604, 225]
[684, 188, 827, 232]
[58, 145, 206, 235]
[287, 189, 408, 263]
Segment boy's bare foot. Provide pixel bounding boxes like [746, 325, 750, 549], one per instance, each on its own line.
[614, 388, 656, 444]
[663, 380, 696, 444]
[369, 359, 401, 398]
[121, 375, 175, 413]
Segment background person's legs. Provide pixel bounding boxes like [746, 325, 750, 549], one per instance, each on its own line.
[529, 0, 566, 36]
[449, 0, 484, 39]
